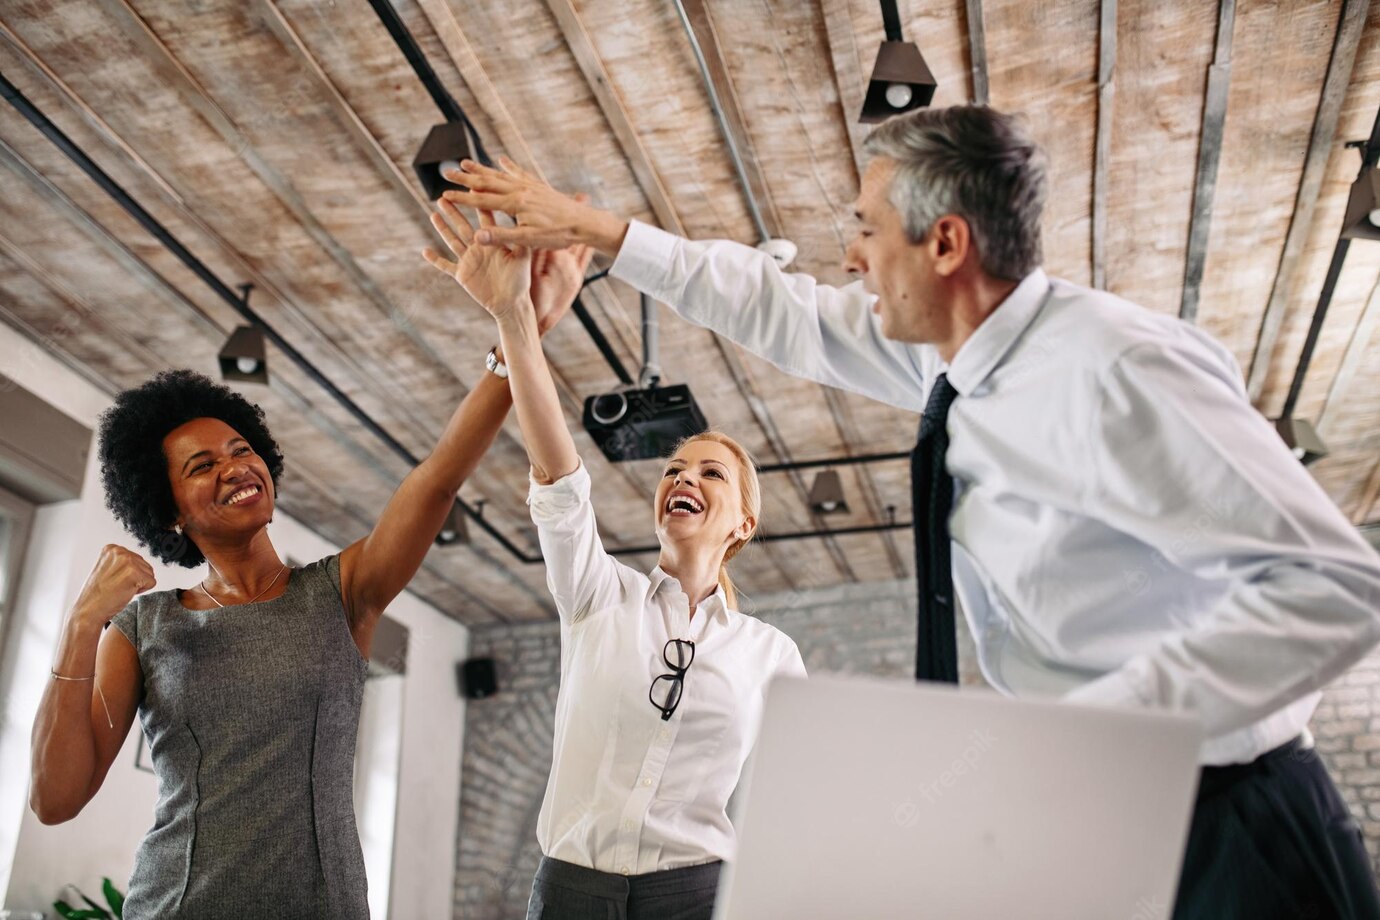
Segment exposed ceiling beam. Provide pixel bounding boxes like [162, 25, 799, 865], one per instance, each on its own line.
[1247, 0, 1370, 402]
[820, 0, 868, 180]
[1092, 0, 1116, 290]
[1179, 0, 1236, 323]
[543, 0, 684, 234]
[677, 0, 784, 240]
[964, 0, 989, 105]
[1318, 267, 1380, 439]
[1354, 455, 1380, 526]
[254, 0, 431, 215]
[410, 0, 540, 178]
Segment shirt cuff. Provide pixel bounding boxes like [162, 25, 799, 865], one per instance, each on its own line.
[527, 459, 592, 527]
[610, 220, 680, 300]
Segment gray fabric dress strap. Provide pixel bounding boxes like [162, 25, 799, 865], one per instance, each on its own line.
[110, 555, 369, 920]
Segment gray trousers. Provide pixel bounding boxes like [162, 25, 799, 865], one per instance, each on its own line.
[525, 856, 722, 920]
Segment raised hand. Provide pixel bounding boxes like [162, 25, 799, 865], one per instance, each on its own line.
[530, 204, 595, 336]
[441, 157, 628, 256]
[422, 199, 532, 320]
[73, 545, 156, 624]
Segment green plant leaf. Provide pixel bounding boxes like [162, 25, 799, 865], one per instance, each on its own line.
[102, 877, 125, 918]
[51, 902, 107, 920]
[78, 890, 112, 918]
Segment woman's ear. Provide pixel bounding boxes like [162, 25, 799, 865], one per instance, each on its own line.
[735, 515, 757, 542]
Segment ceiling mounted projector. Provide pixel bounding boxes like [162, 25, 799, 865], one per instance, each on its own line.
[582, 384, 708, 462]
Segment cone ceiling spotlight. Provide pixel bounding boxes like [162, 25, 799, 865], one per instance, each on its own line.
[1340, 166, 1380, 241]
[859, 0, 936, 124]
[808, 469, 849, 514]
[413, 122, 474, 200]
[434, 500, 470, 546]
[1273, 417, 1329, 466]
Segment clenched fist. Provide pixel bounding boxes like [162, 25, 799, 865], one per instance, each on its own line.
[73, 545, 157, 625]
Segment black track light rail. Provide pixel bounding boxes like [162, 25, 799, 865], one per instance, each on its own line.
[570, 295, 635, 386]
[1281, 103, 1380, 419]
[757, 450, 910, 474]
[369, 0, 640, 388]
[879, 0, 905, 42]
[607, 519, 913, 558]
[366, 0, 490, 165]
[0, 70, 912, 565]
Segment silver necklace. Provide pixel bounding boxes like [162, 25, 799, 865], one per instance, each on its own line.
[198, 565, 288, 608]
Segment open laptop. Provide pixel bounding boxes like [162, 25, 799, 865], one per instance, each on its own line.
[714, 674, 1203, 920]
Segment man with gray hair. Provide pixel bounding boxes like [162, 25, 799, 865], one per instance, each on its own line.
[447, 104, 1380, 917]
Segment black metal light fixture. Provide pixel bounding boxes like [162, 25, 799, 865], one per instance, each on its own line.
[1274, 417, 1329, 466]
[434, 500, 469, 546]
[808, 469, 849, 514]
[413, 122, 474, 200]
[1339, 166, 1380, 241]
[860, 0, 937, 124]
[218, 325, 268, 385]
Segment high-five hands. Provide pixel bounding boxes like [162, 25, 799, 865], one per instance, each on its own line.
[439, 157, 628, 256]
[422, 201, 532, 322]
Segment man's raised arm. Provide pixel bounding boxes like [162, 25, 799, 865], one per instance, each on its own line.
[444, 157, 931, 413]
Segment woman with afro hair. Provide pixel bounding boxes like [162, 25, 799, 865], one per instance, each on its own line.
[28, 201, 592, 920]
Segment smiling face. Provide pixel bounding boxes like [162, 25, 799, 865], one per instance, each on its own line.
[654, 438, 755, 558]
[163, 417, 275, 543]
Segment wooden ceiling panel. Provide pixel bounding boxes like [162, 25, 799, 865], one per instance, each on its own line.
[1103, 0, 1218, 312]
[986, 0, 1099, 288]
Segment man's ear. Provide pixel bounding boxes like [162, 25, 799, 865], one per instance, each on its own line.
[929, 215, 972, 278]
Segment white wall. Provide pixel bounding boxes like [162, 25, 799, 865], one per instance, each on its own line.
[0, 323, 470, 917]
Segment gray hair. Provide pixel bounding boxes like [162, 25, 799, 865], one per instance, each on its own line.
[862, 105, 1047, 281]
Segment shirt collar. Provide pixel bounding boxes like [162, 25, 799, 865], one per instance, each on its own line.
[945, 268, 1051, 396]
[648, 566, 732, 626]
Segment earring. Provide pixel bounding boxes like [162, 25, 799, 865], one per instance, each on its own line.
[173, 523, 183, 535]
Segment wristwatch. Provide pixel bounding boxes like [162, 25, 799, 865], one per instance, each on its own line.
[485, 346, 509, 379]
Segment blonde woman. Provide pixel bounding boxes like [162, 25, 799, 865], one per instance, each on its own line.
[424, 197, 805, 920]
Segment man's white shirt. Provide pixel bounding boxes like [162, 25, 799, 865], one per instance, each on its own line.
[528, 462, 807, 873]
[611, 219, 1380, 766]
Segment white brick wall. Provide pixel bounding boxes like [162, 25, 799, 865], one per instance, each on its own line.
[453, 578, 1380, 918]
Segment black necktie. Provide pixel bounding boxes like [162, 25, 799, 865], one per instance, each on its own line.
[912, 373, 959, 683]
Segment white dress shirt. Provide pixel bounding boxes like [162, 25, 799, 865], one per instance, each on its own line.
[611, 219, 1380, 766]
[528, 461, 807, 874]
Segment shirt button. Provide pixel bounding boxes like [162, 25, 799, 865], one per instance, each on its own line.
[642, 778, 653, 787]
[620, 866, 630, 876]
[660, 729, 671, 740]
[623, 820, 635, 830]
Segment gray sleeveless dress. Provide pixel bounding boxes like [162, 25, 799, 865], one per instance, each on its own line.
[110, 555, 369, 920]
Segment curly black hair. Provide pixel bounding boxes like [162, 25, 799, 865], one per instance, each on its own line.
[97, 369, 285, 568]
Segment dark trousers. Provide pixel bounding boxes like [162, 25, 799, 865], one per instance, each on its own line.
[1173, 737, 1380, 920]
[526, 856, 722, 920]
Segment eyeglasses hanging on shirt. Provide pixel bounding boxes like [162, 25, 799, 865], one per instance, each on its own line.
[650, 638, 696, 721]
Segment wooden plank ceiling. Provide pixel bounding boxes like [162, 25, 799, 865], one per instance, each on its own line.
[0, 0, 1376, 627]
